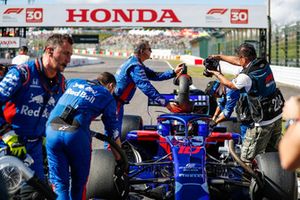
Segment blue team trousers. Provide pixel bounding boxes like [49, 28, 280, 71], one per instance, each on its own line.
[23, 138, 45, 181]
[46, 126, 91, 200]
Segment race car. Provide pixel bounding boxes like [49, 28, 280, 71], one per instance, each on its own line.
[86, 66, 297, 200]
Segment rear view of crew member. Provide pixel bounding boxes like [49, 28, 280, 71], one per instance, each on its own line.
[46, 72, 121, 200]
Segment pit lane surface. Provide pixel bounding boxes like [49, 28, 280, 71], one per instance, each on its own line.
[64, 56, 300, 199]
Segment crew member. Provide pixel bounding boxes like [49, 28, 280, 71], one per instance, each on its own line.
[114, 40, 184, 137]
[208, 43, 284, 163]
[46, 72, 121, 200]
[12, 46, 30, 65]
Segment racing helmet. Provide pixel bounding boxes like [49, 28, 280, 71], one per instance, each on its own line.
[205, 80, 220, 96]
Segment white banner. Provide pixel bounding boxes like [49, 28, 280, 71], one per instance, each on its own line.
[0, 37, 25, 48]
[0, 5, 267, 28]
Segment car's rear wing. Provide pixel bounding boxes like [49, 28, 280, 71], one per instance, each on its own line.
[148, 94, 211, 115]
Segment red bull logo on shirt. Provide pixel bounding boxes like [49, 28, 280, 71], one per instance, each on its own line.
[65, 88, 96, 103]
[29, 94, 44, 105]
[20, 105, 50, 118]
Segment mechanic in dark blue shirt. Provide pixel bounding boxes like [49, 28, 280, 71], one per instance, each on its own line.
[0, 34, 73, 181]
[205, 80, 249, 140]
[46, 72, 121, 200]
[114, 40, 184, 136]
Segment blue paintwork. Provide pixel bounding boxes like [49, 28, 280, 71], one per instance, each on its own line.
[126, 112, 242, 200]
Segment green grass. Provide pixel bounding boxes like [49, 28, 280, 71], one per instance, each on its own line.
[167, 60, 235, 80]
[271, 39, 298, 60]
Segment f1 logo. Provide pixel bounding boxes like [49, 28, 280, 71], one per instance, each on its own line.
[207, 8, 228, 15]
[230, 9, 248, 24]
[3, 8, 24, 14]
[26, 8, 43, 23]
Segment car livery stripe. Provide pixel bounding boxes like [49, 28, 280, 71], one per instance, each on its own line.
[206, 132, 240, 143]
[136, 130, 160, 141]
[119, 82, 135, 103]
[159, 137, 172, 159]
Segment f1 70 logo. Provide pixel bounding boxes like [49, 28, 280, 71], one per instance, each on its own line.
[26, 8, 43, 23]
[230, 9, 248, 24]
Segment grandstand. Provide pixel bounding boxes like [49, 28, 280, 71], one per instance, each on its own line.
[25, 24, 299, 68]
[99, 29, 196, 55]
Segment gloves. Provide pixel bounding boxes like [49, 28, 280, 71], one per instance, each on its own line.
[2, 130, 27, 158]
[166, 102, 193, 113]
[174, 63, 186, 75]
[209, 120, 218, 129]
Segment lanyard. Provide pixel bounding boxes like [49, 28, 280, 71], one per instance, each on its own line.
[35, 58, 60, 95]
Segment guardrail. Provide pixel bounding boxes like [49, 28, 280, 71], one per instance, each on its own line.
[270, 66, 300, 88]
[219, 61, 300, 88]
[68, 55, 103, 67]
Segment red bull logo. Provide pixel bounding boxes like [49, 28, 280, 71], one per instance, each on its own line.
[29, 94, 43, 105]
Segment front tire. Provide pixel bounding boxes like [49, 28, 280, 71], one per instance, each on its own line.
[86, 149, 118, 199]
[250, 152, 297, 200]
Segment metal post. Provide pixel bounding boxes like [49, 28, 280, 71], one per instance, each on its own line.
[275, 32, 279, 65]
[268, 0, 272, 63]
[297, 22, 300, 67]
[259, 29, 267, 59]
[1, 0, 8, 5]
[284, 26, 288, 66]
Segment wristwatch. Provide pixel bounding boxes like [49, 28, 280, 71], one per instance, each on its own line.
[285, 119, 299, 129]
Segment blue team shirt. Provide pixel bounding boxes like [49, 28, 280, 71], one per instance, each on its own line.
[47, 79, 119, 139]
[218, 88, 240, 119]
[114, 55, 175, 105]
[0, 59, 65, 137]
